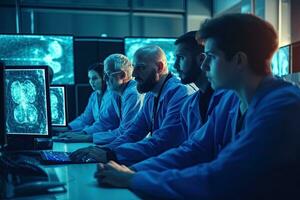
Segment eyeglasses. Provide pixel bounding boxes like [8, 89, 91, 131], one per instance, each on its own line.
[103, 71, 123, 80]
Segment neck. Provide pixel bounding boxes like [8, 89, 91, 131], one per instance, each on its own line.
[194, 75, 210, 93]
[152, 73, 168, 97]
[235, 74, 265, 113]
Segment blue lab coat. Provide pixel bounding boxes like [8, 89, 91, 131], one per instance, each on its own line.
[93, 80, 144, 143]
[180, 89, 226, 138]
[104, 76, 196, 165]
[130, 77, 300, 199]
[68, 90, 120, 133]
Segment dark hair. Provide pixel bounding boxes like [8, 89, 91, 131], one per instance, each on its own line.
[88, 62, 107, 92]
[175, 31, 204, 54]
[198, 13, 278, 75]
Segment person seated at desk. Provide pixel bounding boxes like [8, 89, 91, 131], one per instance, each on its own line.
[55, 63, 120, 141]
[95, 14, 300, 199]
[174, 30, 225, 140]
[57, 55, 144, 143]
[70, 45, 195, 164]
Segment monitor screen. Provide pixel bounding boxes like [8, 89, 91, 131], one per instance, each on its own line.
[124, 37, 177, 75]
[50, 86, 67, 127]
[0, 61, 5, 147]
[0, 34, 74, 84]
[271, 45, 290, 76]
[4, 66, 51, 136]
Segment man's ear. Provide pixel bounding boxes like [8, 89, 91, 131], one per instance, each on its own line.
[156, 61, 164, 73]
[233, 51, 248, 71]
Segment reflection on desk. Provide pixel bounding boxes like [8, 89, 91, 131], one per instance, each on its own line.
[44, 142, 140, 200]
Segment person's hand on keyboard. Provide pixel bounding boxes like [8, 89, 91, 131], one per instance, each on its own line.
[69, 146, 107, 163]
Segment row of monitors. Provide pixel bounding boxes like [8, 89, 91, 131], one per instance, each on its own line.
[0, 64, 67, 140]
[0, 34, 292, 83]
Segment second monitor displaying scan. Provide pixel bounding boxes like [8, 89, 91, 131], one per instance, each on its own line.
[4, 66, 51, 136]
[50, 85, 68, 127]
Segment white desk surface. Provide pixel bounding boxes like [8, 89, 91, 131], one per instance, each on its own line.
[38, 142, 141, 200]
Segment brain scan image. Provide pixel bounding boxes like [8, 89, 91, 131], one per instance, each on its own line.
[271, 46, 290, 77]
[5, 68, 49, 135]
[50, 86, 67, 126]
[0, 34, 74, 84]
[125, 38, 178, 76]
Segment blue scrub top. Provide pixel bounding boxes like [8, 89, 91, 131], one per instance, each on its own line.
[104, 76, 196, 165]
[92, 80, 144, 144]
[68, 89, 120, 134]
[130, 77, 300, 199]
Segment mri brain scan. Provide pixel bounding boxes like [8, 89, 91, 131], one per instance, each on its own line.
[0, 34, 74, 84]
[5, 68, 49, 135]
[125, 38, 178, 76]
[50, 86, 67, 126]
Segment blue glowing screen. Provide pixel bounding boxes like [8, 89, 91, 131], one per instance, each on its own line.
[124, 38, 177, 75]
[0, 34, 74, 84]
[50, 86, 67, 126]
[4, 68, 49, 135]
[271, 45, 290, 76]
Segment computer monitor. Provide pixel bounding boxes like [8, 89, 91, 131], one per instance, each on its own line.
[0, 34, 74, 85]
[0, 61, 5, 149]
[271, 45, 290, 76]
[50, 85, 68, 127]
[4, 66, 52, 137]
[124, 37, 177, 75]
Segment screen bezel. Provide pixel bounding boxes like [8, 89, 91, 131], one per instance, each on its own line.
[0, 61, 6, 149]
[4, 65, 52, 138]
[0, 33, 75, 85]
[49, 85, 68, 127]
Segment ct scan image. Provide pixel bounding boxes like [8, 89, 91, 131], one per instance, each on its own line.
[50, 86, 67, 126]
[5, 68, 49, 135]
[0, 34, 74, 84]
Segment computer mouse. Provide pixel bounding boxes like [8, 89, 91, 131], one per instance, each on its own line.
[14, 181, 66, 196]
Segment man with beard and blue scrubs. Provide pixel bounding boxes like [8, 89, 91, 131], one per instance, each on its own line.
[96, 14, 300, 199]
[70, 46, 195, 164]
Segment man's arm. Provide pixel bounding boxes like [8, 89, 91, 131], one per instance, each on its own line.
[103, 94, 152, 149]
[81, 91, 121, 135]
[92, 93, 144, 145]
[129, 91, 300, 199]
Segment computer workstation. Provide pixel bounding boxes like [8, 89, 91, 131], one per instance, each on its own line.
[0, 63, 139, 199]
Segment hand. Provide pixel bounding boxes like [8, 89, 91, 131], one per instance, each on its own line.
[94, 161, 135, 188]
[69, 146, 108, 162]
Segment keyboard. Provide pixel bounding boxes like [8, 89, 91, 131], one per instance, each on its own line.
[40, 151, 98, 164]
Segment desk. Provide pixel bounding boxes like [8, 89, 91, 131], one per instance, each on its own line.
[40, 142, 140, 200]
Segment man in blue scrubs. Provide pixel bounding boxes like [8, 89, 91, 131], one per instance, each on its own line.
[95, 14, 300, 199]
[70, 45, 195, 163]
[57, 55, 143, 142]
[174, 31, 225, 138]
